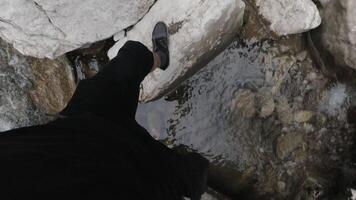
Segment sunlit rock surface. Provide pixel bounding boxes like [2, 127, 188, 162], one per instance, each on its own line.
[0, 39, 75, 131]
[108, 0, 245, 102]
[0, 0, 155, 58]
[255, 0, 321, 35]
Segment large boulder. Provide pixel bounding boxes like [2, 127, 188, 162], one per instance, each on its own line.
[317, 0, 356, 69]
[0, 38, 75, 131]
[0, 0, 155, 58]
[254, 0, 321, 35]
[108, 0, 246, 102]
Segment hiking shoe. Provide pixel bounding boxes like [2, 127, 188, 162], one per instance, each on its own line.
[152, 22, 170, 70]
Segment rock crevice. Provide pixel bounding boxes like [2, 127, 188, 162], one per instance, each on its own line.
[32, 1, 66, 37]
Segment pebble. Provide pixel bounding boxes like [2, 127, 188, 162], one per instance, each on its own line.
[294, 111, 314, 123]
[296, 51, 308, 61]
[277, 97, 294, 125]
[278, 181, 286, 191]
[260, 98, 276, 118]
[231, 89, 257, 118]
[276, 132, 304, 159]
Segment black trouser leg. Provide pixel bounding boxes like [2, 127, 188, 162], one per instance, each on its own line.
[60, 41, 154, 123]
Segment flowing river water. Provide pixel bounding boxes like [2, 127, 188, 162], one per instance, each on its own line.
[136, 36, 355, 199]
[137, 39, 267, 168]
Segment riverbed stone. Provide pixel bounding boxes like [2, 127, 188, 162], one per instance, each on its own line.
[260, 98, 275, 118]
[294, 110, 314, 123]
[257, 89, 275, 118]
[255, 0, 321, 35]
[0, 0, 155, 58]
[108, 0, 245, 102]
[277, 97, 294, 125]
[276, 132, 304, 159]
[231, 89, 257, 118]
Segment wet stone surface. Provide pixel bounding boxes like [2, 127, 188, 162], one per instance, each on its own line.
[29, 57, 76, 114]
[0, 39, 75, 131]
[0, 39, 44, 131]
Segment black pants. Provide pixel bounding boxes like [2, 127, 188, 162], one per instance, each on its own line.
[0, 41, 206, 199]
[61, 40, 153, 124]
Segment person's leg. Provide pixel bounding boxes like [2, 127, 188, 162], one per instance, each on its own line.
[60, 41, 157, 123]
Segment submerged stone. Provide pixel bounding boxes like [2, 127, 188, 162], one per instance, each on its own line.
[294, 110, 314, 123]
[276, 132, 304, 159]
[231, 89, 257, 118]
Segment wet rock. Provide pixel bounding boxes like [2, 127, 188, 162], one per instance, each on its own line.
[66, 39, 114, 82]
[201, 193, 219, 200]
[257, 89, 275, 118]
[146, 112, 163, 139]
[0, 0, 155, 58]
[276, 132, 304, 159]
[201, 188, 231, 200]
[0, 39, 42, 131]
[0, 38, 75, 131]
[260, 99, 275, 118]
[293, 148, 307, 163]
[277, 97, 294, 125]
[29, 56, 76, 114]
[208, 164, 259, 199]
[255, 0, 321, 35]
[316, 0, 356, 69]
[231, 89, 257, 118]
[296, 51, 308, 62]
[108, 0, 245, 102]
[277, 181, 286, 191]
[294, 110, 314, 123]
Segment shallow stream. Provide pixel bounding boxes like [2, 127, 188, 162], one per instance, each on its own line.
[137, 39, 268, 168]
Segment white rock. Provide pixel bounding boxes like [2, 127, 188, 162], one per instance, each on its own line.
[255, 0, 321, 35]
[351, 188, 356, 200]
[201, 193, 219, 200]
[318, 0, 356, 69]
[108, 0, 245, 102]
[0, 0, 155, 58]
